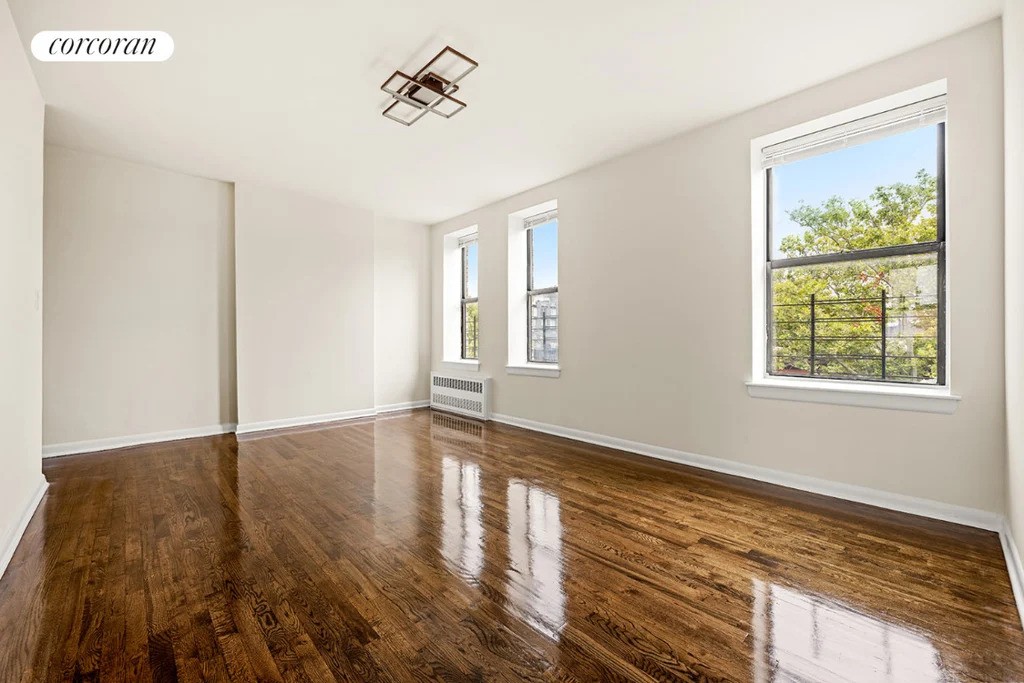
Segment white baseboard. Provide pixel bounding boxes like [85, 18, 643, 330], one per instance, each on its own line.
[238, 402, 429, 433]
[236, 408, 376, 435]
[1001, 522, 1024, 629]
[375, 400, 430, 414]
[489, 412, 1003, 532]
[42, 423, 237, 458]
[41, 403, 431, 456]
[0, 476, 48, 580]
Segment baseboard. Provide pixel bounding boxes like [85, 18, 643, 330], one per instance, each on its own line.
[375, 400, 430, 414]
[43, 423, 237, 458]
[1001, 521, 1024, 629]
[236, 408, 376, 435]
[41, 404, 431, 455]
[0, 476, 48, 580]
[489, 412, 1003, 532]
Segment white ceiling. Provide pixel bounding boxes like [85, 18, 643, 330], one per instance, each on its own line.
[9, 0, 1003, 225]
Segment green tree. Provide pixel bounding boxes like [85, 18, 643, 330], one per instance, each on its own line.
[464, 302, 479, 358]
[771, 170, 939, 382]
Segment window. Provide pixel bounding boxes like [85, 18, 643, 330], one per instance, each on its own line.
[507, 200, 559, 377]
[526, 210, 558, 363]
[762, 95, 946, 386]
[460, 237, 479, 359]
[443, 226, 479, 369]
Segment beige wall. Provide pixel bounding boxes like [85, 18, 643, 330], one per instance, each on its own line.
[42, 165, 428, 440]
[374, 215, 431, 408]
[0, 0, 43, 564]
[42, 146, 236, 445]
[234, 182, 375, 427]
[431, 21, 1005, 513]
[1006, 0, 1024, 543]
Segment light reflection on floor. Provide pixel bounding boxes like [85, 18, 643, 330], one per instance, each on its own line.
[506, 479, 566, 639]
[440, 455, 484, 581]
[751, 578, 942, 682]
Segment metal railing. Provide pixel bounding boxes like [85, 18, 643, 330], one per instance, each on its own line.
[529, 306, 558, 363]
[770, 293, 939, 383]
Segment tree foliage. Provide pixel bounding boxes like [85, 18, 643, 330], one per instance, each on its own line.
[771, 170, 939, 382]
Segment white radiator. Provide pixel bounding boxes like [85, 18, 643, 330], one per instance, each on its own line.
[430, 372, 490, 420]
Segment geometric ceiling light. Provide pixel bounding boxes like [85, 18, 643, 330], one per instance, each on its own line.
[380, 46, 479, 126]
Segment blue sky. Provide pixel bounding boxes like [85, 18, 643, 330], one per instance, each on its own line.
[530, 220, 558, 289]
[465, 242, 478, 298]
[771, 125, 938, 256]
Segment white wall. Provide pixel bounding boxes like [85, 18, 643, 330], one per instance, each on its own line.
[1005, 0, 1024, 544]
[234, 183, 375, 427]
[0, 0, 44, 567]
[42, 146, 236, 446]
[431, 21, 1005, 513]
[374, 215, 430, 408]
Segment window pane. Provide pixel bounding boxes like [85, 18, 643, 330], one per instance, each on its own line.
[770, 252, 939, 384]
[771, 126, 939, 259]
[528, 292, 558, 363]
[529, 220, 558, 289]
[464, 242, 478, 299]
[462, 301, 478, 360]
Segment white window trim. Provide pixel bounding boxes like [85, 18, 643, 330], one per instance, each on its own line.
[746, 378, 958, 414]
[507, 199, 560, 376]
[506, 363, 560, 378]
[442, 225, 478, 364]
[748, 80, 959, 414]
[443, 359, 480, 373]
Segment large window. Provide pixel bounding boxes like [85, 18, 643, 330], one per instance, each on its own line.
[762, 95, 946, 386]
[526, 210, 558, 363]
[460, 237, 478, 359]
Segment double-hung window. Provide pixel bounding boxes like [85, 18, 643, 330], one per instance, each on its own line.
[525, 210, 558, 364]
[761, 94, 947, 387]
[460, 236, 479, 360]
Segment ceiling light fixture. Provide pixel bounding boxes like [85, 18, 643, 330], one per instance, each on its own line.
[381, 46, 478, 126]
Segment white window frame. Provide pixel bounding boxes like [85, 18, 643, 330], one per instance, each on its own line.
[442, 225, 480, 372]
[507, 200, 560, 378]
[747, 81, 959, 414]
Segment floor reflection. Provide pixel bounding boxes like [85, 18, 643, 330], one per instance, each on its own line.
[440, 455, 484, 581]
[751, 578, 942, 682]
[506, 479, 566, 639]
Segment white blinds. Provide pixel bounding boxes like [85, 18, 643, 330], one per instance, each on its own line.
[458, 233, 478, 248]
[760, 95, 946, 169]
[524, 209, 558, 229]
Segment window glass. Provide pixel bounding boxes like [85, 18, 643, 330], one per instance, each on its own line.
[462, 301, 478, 359]
[527, 216, 558, 363]
[771, 127, 939, 259]
[529, 292, 558, 363]
[529, 220, 558, 290]
[771, 252, 938, 382]
[767, 122, 944, 385]
[464, 241, 478, 299]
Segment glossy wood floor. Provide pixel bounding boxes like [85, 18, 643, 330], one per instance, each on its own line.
[1, 409, 1021, 682]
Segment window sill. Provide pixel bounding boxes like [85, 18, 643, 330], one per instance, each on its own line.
[745, 378, 960, 414]
[442, 359, 480, 373]
[506, 364, 560, 378]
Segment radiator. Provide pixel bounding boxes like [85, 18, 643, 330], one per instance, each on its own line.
[430, 372, 491, 420]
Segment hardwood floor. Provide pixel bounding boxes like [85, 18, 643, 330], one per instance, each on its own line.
[0, 409, 1021, 682]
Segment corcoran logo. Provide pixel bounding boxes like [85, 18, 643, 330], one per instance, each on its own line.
[31, 31, 174, 62]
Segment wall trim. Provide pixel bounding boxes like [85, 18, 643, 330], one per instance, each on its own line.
[489, 412, 1003, 532]
[375, 400, 430, 414]
[1001, 522, 1024, 630]
[0, 476, 48, 580]
[40, 404, 431, 457]
[236, 409, 375, 435]
[746, 379, 960, 414]
[42, 423, 237, 458]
